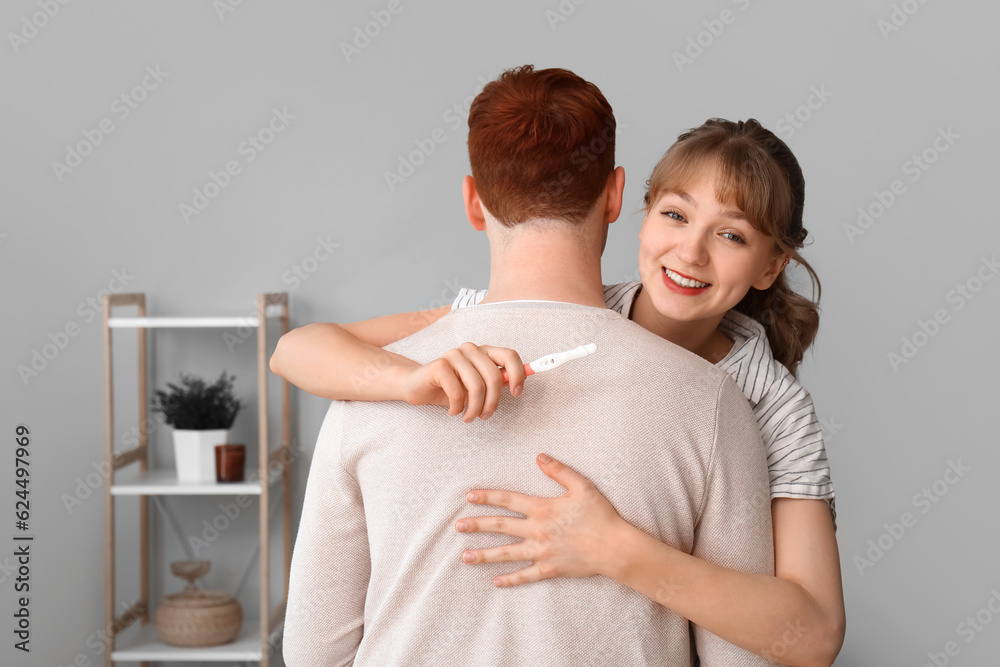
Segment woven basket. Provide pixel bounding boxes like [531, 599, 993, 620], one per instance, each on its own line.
[154, 590, 243, 647]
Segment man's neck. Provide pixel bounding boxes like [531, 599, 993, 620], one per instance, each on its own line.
[479, 227, 606, 308]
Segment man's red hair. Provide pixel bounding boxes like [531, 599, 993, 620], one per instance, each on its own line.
[467, 65, 616, 226]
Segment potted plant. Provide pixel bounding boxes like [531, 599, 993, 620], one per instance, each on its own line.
[151, 371, 242, 483]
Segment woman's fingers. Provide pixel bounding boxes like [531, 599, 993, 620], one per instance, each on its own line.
[455, 514, 528, 538]
[442, 347, 488, 422]
[482, 345, 526, 397]
[410, 343, 524, 420]
[459, 543, 526, 565]
[458, 342, 507, 420]
[493, 565, 546, 588]
[446, 343, 526, 421]
[458, 550, 547, 588]
[423, 358, 466, 415]
[465, 488, 535, 515]
[535, 453, 591, 494]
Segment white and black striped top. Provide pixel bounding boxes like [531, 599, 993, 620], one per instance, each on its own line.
[452, 282, 836, 520]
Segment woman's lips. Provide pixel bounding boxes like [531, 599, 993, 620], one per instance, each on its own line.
[662, 267, 711, 294]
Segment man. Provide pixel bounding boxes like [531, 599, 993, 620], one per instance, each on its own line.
[283, 65, 776, 666]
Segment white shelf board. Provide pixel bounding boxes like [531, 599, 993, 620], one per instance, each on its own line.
[112, 616, 275, 662]
[111, 468, 279, 496]
[108, 315, 268, 329]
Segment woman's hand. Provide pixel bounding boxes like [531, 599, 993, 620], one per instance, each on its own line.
[456, 453, 627, 586]
[399, 342, 526, 422]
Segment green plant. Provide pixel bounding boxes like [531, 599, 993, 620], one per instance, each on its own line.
[151, 371, 242, 430]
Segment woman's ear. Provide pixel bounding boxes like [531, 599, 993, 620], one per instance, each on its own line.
[463, 175, 486, 231]
[752, 252, 790, 290]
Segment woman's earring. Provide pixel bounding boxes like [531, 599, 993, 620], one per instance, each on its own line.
[781, 257, 790, 270]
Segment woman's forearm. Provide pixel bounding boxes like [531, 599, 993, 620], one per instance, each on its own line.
[604, 521, 843, 667]
[270, 322, 417, 401]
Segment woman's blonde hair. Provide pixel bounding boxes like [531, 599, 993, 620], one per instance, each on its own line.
[644, 118, 820, 376]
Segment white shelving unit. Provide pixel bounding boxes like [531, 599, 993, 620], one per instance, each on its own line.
[102, 292, 292, 666]
[110, 468, 280, 497]
[111, 617, 265, 662]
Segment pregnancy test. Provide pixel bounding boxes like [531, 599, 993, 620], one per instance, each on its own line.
[501, 343, 597, 383]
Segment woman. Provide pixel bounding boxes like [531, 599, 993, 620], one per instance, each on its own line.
[271, 118, 845, 666]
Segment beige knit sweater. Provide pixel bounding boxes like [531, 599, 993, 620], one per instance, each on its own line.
[283, 300, 778, 666]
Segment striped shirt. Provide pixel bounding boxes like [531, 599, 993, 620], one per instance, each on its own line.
[451, 282, 836, 521]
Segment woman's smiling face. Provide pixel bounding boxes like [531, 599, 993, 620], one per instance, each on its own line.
[638, 165, 787, 327]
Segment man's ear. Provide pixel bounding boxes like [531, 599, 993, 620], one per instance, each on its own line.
[753, 251, 790, 290]
[603, 166, 626, 224]
[463, 176, 486, 231]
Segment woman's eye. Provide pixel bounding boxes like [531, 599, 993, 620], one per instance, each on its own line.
[721, 231, 746, 244]
[661, 210, 684, 222]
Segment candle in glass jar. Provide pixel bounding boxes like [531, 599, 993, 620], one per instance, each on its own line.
[215, 444, 245, 482]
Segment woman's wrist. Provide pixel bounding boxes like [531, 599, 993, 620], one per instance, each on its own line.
[597, 516, 649, 581]
[382, 357, 422, 402]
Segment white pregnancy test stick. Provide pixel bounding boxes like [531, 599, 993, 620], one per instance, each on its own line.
[501, 343, 597, 383]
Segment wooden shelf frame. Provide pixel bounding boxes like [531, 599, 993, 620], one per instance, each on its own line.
[101, 292, 292, 666]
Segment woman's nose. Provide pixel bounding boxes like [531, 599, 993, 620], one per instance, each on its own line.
[675, 232, 709, 266]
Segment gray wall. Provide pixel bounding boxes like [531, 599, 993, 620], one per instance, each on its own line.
[3, 1, 998, 665]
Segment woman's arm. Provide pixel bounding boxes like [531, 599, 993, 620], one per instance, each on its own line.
[457, 455, 845, 667]
[269, 306, 527, 420]
[269, 306, 449, 401]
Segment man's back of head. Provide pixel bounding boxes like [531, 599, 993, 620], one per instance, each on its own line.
[462, 65, 626, 308]
[467, 64, 617, 227]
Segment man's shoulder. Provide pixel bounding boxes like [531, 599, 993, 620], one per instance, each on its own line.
[382, 300, 625, 361]
[384, 300, 722, 376]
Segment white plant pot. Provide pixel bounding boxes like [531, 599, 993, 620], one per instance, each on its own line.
[172, 429, 230, 483]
